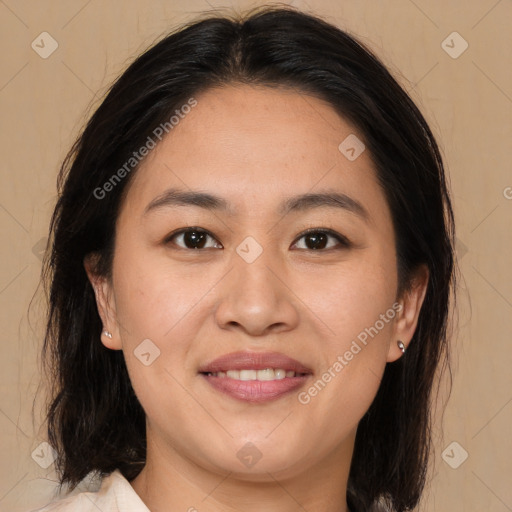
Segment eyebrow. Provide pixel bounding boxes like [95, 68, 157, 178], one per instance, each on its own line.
[143, 187, 369, 221]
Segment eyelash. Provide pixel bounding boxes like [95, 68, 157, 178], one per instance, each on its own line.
[164, 226, 351, 251]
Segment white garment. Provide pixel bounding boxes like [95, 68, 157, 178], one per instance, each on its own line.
[29, 470, 149, 512]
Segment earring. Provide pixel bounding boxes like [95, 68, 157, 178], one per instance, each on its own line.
[103, 330, 113, 339]
[397, 340, 406, 354]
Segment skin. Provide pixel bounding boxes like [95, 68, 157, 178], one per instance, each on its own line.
[85, 84, 428, 512]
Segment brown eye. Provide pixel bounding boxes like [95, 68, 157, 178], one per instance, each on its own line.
[292, 229, 350, 251]
[166, 228, 222, 250]
[303, 232, 329, 249]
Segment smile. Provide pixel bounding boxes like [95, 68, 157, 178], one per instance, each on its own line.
[198, 350, 313, 403]
[204, 368, 305, 380]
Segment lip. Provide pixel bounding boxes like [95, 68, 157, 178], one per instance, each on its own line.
[197, 350, 313, 374]
[198, 351, 313, 403]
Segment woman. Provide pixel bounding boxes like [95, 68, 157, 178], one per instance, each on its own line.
[33, 6, 455, 512]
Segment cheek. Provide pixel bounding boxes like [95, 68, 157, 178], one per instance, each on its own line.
[110, 244, 221, 403]
[304, 252, 397, 341]
[296, 253, 397, 416]
[112, 245, 206, 339]
[296, 269, 395, 438]
[111, 248, 202, 420]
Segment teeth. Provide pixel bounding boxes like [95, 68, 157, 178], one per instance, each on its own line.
[258, 368, 277, 381]
[240, 370, 257, 381]
[274, 369, 286, 379]
[207, 368, 299, 380]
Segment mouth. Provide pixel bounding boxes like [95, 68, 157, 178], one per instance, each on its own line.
[203, 368, 307, 380]
[198, 351, 313, 403]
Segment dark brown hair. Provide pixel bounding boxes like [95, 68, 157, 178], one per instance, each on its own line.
[41, 6, 456, 512]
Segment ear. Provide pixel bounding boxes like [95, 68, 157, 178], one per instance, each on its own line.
[387, 264, 429, 362]
[83, 253, 122, 350]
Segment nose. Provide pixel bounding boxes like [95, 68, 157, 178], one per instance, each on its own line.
[214, 247, 300, 337]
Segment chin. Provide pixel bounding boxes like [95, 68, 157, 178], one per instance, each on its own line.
[195, 438, 309, 480]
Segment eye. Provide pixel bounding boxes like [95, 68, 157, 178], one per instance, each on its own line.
[165, 228, 223, 250]
[291, 228, 350, 251]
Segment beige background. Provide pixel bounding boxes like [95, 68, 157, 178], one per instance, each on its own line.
[0, 0, 511, 511]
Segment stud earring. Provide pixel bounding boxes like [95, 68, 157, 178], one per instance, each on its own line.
[397, 340, 406, 354]
[103, 330, 112, 339]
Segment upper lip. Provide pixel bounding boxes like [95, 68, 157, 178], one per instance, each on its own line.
[198, 351, 313, 374]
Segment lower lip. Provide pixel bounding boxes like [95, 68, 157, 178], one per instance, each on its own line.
[200, 374, 310, 403]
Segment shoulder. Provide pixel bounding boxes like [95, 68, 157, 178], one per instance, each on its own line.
[27, 470, 149, 512]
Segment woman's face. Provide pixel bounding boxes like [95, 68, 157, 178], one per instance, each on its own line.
[87, 84, 426, 481]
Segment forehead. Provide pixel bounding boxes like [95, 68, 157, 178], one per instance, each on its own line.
[119, 84, 388, 223]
